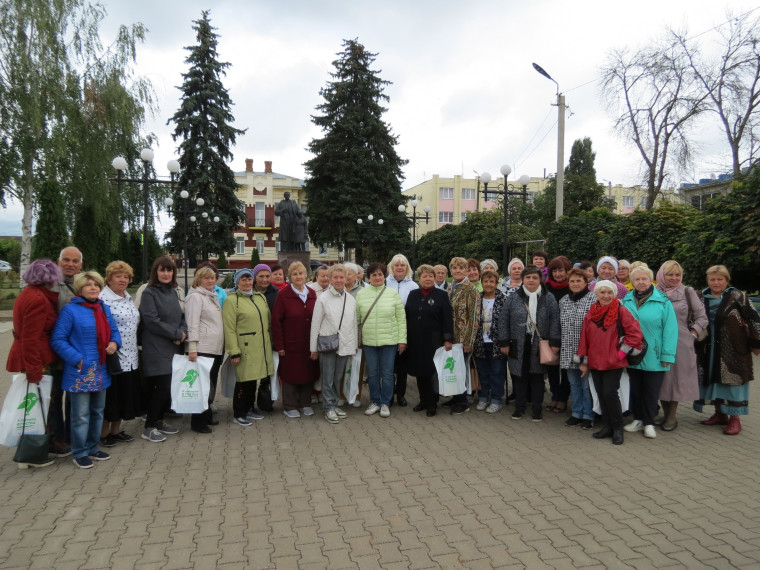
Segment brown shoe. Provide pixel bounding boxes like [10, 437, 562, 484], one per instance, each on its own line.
[724, 416, 741, 435]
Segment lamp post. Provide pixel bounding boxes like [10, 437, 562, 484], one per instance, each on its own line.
[477, 164, 531, 271]
[164, 191, 207, 292]
[356, 214, 384, 265]
[111, 149, 180, 283]
[533, 62, 566, 220]
[398, 198, 431, 268]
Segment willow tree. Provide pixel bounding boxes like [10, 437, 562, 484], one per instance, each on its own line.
[0, 0, 152, 274]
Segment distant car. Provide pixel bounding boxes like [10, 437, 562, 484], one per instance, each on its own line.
[0, 260, 11, 272]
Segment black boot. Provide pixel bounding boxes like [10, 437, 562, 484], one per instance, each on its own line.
[612, 429, 624, 445]
[593, 425, 613, 439]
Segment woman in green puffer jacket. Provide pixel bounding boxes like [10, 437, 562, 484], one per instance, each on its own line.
[356, 262, 406, 419]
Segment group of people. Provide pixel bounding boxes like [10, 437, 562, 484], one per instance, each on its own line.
[5, 246, 760, 470]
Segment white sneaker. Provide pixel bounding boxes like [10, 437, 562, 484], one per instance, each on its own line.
[334, 407, 347, 418]
[337, 399, 346, 407]
[301, 407, 315, 416]
[365, 403, 380, 415]
[380, 405, 390, 418]
[643, 425, 656, 438]
[352, 400, 362, 407]
[325, 410, 339, 423]
[486, 403, 502, 414]
[624, 419, 644, 432]
[476, 401, 488, 411]
[283, 410, 301, 418]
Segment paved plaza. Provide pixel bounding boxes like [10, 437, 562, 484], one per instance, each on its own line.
[0, 321, 759, 569]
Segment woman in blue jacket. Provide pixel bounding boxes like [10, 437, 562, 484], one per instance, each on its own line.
[621, 263, 677, 439]
[51, 271, 121, 469]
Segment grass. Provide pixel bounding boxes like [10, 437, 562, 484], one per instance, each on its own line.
[0, 288, 19, 311]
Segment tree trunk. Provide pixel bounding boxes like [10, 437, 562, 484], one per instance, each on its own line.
[19, 157, 35, 286]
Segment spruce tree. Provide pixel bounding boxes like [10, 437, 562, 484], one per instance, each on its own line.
[303, 39, 410, 264]
[168, 11, 245, 264]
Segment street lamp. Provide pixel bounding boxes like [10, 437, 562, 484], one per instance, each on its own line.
[164, 192, 207, 292]
[356, 214, 384, 264]
[398, 198, 431, 268]
[533, 62, 566, 219]
[111, 150, 180, 282]
[478, 164, 531, 271]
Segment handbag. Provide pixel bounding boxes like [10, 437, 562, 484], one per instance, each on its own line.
[13, 384, 51, 466]
[358, 286, 386, 347]
[317, 293, 347, 352]
[524, 304, 559, 366]
[685, 287, 708, 342]
[617, 313, 648, 366]
[106, 352, 123, 375]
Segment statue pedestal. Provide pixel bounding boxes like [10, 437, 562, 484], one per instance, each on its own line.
[278, 251, 311, 275]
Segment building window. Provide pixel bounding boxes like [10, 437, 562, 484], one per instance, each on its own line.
[256, 237, 264, 254]
[439, 211, 453, 224]
[276, 241, 281, 253]
[439, 187, 454, 200]
[460, 212, 469, 222]
[462, 188, 475, 200]
[319, 244, 328, 256]
[640, 196, 647, 208]
[255, 202, 265, 226]
[235, 236, 245, 255]
[622, 195, 634, 207]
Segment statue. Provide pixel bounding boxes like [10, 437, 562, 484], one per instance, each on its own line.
[293, 212, 308, 252]
[274, 191, 302, 251]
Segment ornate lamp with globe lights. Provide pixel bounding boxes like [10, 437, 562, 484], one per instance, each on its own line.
[477, 164, 531, 271]
[398, 198, 430, 268]
[356, 214, 384, 266]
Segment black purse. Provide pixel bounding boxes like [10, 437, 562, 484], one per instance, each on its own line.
[617, 313, 648, 366]
[13, 383, 51, 467]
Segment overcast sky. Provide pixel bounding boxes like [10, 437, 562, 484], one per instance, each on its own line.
[2, 0, 757, 236]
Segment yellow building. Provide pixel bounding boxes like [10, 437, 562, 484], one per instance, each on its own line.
[224, 158, 341, 268]
[402, 174, 550, 239]
[603, 183, 685, 213]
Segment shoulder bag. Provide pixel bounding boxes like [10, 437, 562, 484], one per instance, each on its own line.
[524, 303, 559, 366]
[616, 311, 648, 366]
[13, 383, 51, 466]
[317, 293, 347, 352]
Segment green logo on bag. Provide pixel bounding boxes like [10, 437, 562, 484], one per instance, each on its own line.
[182, 369, 199, 388]
[444, 357, 456, 373]
[17, 393, 38, 413]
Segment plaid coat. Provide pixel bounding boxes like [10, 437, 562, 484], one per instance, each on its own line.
[473, 289, 508, 359]
[558, 290, 595, 369]
[449, 278, 481, 349]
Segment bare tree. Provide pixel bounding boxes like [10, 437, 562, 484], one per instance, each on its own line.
[600, 42, 707, 209]
[672, 11, 760, 177]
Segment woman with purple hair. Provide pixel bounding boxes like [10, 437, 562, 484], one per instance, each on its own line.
[6, 259, 64, 469]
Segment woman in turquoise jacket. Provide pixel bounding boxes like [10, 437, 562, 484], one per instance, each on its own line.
[621, 263, 677, 440]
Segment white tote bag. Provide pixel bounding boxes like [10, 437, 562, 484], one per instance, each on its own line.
[434, 344, 468, 397]
[344, 349, 362, 405]
[270, 351, 280, 401]
[589, 368, 631, 415]
[0, 374, 53, 447]
[170, 354, 212, 414]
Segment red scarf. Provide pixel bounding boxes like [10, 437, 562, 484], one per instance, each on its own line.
[420, 287, 434, 296]
[546, 278, 569, 290]
[80, 300, 111, 364]
[587, 298, 619, 330]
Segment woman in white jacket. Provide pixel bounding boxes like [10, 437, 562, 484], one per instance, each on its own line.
[386, 253, 418, 407]
[185, 267, 225, 433]
[310, 265, 358, 423]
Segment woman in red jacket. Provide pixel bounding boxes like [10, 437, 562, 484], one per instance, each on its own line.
[272, 261, 320, 417]
[6, 259, 63, 468]
[575, 280, 644, 445]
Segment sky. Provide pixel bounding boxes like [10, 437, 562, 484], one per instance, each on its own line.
[1, 0, 758, 236]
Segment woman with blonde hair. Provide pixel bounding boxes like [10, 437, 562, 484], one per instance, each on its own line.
[694, 265, 760, 435]
[654, 260, 707, 430]
[385, 253, 418, 406]
[185, 266, 224, 433]
[98, 261, 140, 447]
[621, 263, 678, 439]
[51, 271, 121, 468]
[272, 261, 320, 417]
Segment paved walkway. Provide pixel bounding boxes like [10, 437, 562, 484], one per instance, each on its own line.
[0, 325, 759, 568]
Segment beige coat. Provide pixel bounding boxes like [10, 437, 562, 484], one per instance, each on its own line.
[185, 286, 224, 355]
[310, 285, 358, 356]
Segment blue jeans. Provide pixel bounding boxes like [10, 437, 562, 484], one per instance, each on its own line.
[566, 368, 594, 420]
[69, 390, 106, 459]
[475, 347, 507, 404]
[363, 345, 397, 406]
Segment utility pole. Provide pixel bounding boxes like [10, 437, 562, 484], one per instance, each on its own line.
[555, 93, 566, 220]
